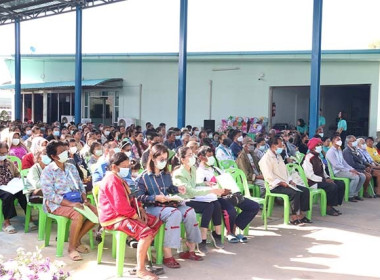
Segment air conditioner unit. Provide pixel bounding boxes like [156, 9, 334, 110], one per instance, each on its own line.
[81, 118, 92, 124]
[61, 115, 75, 124]
[118, 117, 136, 127]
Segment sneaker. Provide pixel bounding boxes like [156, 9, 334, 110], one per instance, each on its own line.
[354, 196, 364, 201]
[197, 242, 208, 254]
[210, 231, 224, 249]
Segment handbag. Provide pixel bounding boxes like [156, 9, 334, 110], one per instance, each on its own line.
[63, 191, 83, 203]
[154, 200, 180, 208]
[222, 192, 245, 207]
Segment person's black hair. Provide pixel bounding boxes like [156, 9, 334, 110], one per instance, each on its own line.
[166, 130, 175, 138]
[339, 111, 346, 120]
[222, 138, 232, 146]
[297, 118, 305, 127]
[146, 132, 159, 140]
[186, 125, 192, 131]
[90, 141, 102, 155]
[197, 145, 212, 157]
[130, 159, 141, 171]
[331, 134, 341, 141]
[268, 136, 282, 147]
[110, 152, 129, 166]
[321, 136, 330, 142]
[229, 129, 241, 140]
[46, 140, 65, 159]
[68, 138, 76, 144]
[366, 137, 374, 142]
[255, 137, 265, 144]
[0, 141, 9, 150]
[159, 123, 166, 127]
[313, 134, 322, 139]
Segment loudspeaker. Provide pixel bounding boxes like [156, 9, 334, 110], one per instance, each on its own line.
[204, 120, 215, 132]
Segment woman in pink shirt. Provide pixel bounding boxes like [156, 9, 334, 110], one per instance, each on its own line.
[8, 131, 28, 160]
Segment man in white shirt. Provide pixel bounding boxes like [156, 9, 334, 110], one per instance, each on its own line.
[259, 136, 310, 226]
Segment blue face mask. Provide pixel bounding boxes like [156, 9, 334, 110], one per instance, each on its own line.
[118, 167, 130, 178]
[275, 147, 283, 154]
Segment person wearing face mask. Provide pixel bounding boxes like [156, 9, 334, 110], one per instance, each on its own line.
[297, 134, 309, 155]
[326, 135, 365, 202]
[40, 140, 98, 261]
[8, 131, 28, 161]
[215, 138, 234, 162]
[140, 133, 161, 169]
[173, 146, 225, 255]
[121, 140, 134, 159]
[197, 146, 260, 243]
[229, 130, 243, 159]
[136, 144, 201, 269]
[0, 142, 28, 234]
[25, 148, 51, 204]
[87, 141, 103, 172]
[191, 127, 200, 137]
[211, 132, 220, 148]
[22, 126, 32, 141]
[303, 138, 345, 216]
[343, 135, 371, 199]
[101, 126, 111, 144]
[357, 138, 380, 197]
[236, 138, 266, 197]
[259, 136, 311, 226]
[337, 111, 348, 149]
[98, 152, 162, 280]
[47, 126, 61, 141]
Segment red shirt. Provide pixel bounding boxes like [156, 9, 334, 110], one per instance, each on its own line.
[22, 152, 35, 169]
[98, 172, 137, 226]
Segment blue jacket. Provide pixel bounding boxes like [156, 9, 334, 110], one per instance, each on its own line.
[92, 160, 135, 186]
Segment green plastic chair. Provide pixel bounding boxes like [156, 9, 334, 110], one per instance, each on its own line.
[219, 160, 238, 170]
[7, 155, 22, 171]
[286, 163, 327, 220]
[264, 181, 291, 225]
[93, 184, 155, 277]
[327, 161, 351, 202]
[226, 168, 267, 230]
[195, 212, 225, 242]
[0, 199, 4, 229]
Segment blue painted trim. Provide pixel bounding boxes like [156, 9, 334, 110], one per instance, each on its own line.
[10, 49, 380, 59]
[309, 0, 323, 138]
[74, 5, 82, 125]
[177, 0, 188, 128]
[14, 19, 21, 121]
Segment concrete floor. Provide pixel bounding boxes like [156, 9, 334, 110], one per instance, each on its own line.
[1, 198, 380, 280]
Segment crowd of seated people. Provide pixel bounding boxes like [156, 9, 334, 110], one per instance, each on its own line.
[0, 119, 379, 280]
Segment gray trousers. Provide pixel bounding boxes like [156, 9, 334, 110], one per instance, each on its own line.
[335, 171, 365, 197]
[146, 204, 202, 249]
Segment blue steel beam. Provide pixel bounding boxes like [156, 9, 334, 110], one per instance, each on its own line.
[14, 18, 21, 121]
[309, 0, 323, 137]
[177, 0, 188, 128]
[74, 4, 82, 124]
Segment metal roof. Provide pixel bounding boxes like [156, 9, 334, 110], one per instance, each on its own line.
[0, 0, 126, 25]
[0, 78, 123, 90]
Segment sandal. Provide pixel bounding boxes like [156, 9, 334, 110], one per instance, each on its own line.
[326, 208, 339, 216]
[179, 251, 203, 261]
[2, 225, 17, 234]
[300, 217, 312, 224]
[76, 244, 90, 254]
[136, 270, 158, 280]
[226, 234, 239, 243]
[332, 207, 342, 215]
[163, 257, 181, 269]
[236, 234, 248, 243]
[290, 219, 304, 226]
[69, 250, 83, 261]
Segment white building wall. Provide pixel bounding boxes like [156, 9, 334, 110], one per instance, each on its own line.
[3, 55, 380, 136]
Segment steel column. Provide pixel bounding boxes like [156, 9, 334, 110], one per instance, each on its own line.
[14, 19, 21, 121]
[74, 5, 82, 124]
[177, 0, 188, 128]
[309, 0, 323, 137]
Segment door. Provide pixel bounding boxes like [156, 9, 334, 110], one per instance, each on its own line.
[90, 97, 113, 125]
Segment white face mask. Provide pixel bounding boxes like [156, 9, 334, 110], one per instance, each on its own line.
[156, 160, 167, 170]
[175, 136, 181, 140]
[194, 131, 200, 136]
[114, 148, 121, 154]
[53, 131, 60, 137]
[0, 155, 7, 161]
[69, 147, 78, 154]
[105, 131, 110, 136]
[336, 140, 342, 146]
[41, 155, 52, 165]
[259, 145, 265, 151]
[26, 130, 32, 136]
[319, 133, 324, 137]
[188, 155, 196, 167]
[361, 144, 367, 150]
[352, 140, 358, 147]
[95, 149, 103, 157]
[118, 167, 130, 178]
[12, 139, 20, 146]
[315, 146, 322, 153]
[132, 172, 139, 178]
[58, 151, 69, 163]
[125, 151, 132, 158]
[237, 136, 243, 142]
[207, 156, 215, 166]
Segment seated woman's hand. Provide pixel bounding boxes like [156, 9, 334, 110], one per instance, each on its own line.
[205, 181, 216, 187]
[212, 188, 225, 196]
[155, 194, 168, 203]
[177, 186, 186, 194]
[140, 208, 148, 224]
[71, 202, 84, 209]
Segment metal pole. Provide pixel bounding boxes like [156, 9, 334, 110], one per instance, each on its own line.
[14, 19, 21, 121]
[309, 0, 323, 137]
[74, 5, 83, 125]
[139, 84, 142, 126]
[177, 0, 188, 128]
